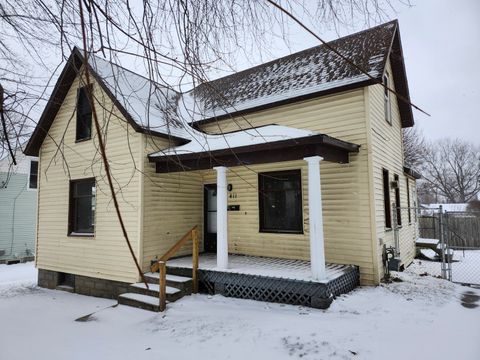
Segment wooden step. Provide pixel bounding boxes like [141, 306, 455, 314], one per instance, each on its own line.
[144, 272, 193, 294]
[118, 293, 164, 312]
[128, 282, 184, 302]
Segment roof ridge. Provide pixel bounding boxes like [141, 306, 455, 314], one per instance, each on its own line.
[194, 20, 398, 89]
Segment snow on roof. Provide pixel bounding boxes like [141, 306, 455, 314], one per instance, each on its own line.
[91, 20, 398, 136]
[89, 55, 189, 139]
[149, 125, 316, 158]
[422, 203, 468, 212]
[186, 21, 397, 123]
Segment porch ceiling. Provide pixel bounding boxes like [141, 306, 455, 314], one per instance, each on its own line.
[149, 132, 360, 173]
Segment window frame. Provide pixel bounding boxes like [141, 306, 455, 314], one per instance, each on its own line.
[68, 177, 96, 237]
[258, 169, 303, 234]
[383, 168, 392, 229]
[394, 174, 402, 227]
[406, 176, 412, 224]
[383, 72, 392, 125]
[75, 85, 93, 142]
[28, 159, 38, 190]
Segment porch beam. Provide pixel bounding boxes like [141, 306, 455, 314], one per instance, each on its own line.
[304, 156, 326, 280]
[214, 166, 228, 269]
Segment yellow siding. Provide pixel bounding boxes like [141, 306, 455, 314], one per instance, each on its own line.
[36, 72, 143, 283]
[141, 135, 204, 272]
[199, 90, 377, 285]
[368, 59, 417, 279]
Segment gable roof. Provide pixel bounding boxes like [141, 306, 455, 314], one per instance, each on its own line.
[186, 20, 414, 127]
[25, 20, 414, 157]
[24, 48, 189, 156]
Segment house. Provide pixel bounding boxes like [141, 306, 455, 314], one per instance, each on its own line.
[24, 20, 420, 310]
[0, 149, 38, 263]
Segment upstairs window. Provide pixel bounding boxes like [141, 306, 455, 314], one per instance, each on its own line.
[28, 160, 38, 189]
[259, 170, 303, 233]
[383, 72, 392, 125]
[76, 86, 92, 141]
[68, 178, 96, 235]
[383, 168, 392, 229]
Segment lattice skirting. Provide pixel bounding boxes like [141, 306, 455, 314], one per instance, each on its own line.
[168, 266, 359, 309]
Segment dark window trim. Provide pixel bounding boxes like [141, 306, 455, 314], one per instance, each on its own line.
[28, 160, 38, 190]
[406, 177, 412, 224]
[258, 169, 303, 234]
[75, 84, 93, 142]
[383, 72, 392, 126]
[68, 177, 96, 237]
[394, 174, 402, 226]
[383, 168, 392, 229]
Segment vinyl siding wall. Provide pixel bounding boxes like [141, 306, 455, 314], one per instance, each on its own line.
[0, 172, 37, 259]
[197, 89, 377, 285]
[140, 135, 204, 272]
[36, 73, 143, 283]
[367, 59, 417, 279]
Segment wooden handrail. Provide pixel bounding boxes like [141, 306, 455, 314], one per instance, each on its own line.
[154, 225, 200, 311]
[151, 225, 198, 272]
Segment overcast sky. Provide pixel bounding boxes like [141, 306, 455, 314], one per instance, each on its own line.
[228, 0, 480, 145]
[16, 1, 479, 146]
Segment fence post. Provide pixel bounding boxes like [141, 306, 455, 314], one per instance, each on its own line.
[158, 260, 166, 312]
[439, 205, 447, 280]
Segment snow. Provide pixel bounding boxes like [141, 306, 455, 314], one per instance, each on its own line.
[166, 253, 348, 283]
[416, 237, 439, 246]
[89, 55, 189, 139]
[1, 262, 480, 360]
[410, 250, 480, 285]
[130, 283, 180, 295]
[420, 203, 468, 215]
[149, 125, 316, 158]
[179, 74, 373, 123]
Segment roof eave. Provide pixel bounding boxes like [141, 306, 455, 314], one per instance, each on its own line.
[148, 133, 360, 173]
[24, 47, 190, 157]
[190, 78, 377, 127]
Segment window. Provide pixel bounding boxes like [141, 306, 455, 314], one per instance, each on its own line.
[76, 86, 92, 141]
[383, 169, 392, 228]
[259, 170, 302, 233]
[68, 178, 96, 235]
[394, 174, 402, 226]
[29, 160, 38, 189]
[406, 177, 411, 224]
[383, 72, 392, 125]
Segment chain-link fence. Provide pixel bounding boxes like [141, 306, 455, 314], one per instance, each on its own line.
[416, 207, 480, 286]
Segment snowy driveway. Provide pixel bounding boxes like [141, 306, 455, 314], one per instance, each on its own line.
[0, 263, 479, 360]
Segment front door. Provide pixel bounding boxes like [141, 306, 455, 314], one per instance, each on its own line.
[204, 184, 217, 252]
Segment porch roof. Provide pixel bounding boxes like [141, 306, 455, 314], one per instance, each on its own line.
[148, 124, 360, 173]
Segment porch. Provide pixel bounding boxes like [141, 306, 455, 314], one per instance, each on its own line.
[165, 253, 359, 309]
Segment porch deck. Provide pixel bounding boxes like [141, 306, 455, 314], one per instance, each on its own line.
[165, 253, 359, 309]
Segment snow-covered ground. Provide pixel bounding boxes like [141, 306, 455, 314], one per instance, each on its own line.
[411, 249, 480, 285]
[1, 263, 479, 360]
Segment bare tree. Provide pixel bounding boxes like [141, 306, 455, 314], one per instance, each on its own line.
[403, 126, 426, 169]
[0, 0, 414, 280]
[422, 139, 480, 203]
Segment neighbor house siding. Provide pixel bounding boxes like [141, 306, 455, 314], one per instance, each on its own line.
[0, 169, 37, 259]
[141, 135, 204, 272]
[198, 89, 377, 285]
[368, 59, 417, 279]
[36, 72, 143, 283]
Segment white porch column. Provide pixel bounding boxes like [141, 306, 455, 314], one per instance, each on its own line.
[304, 156, 326, 280]
[214, 166, 228, 269]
